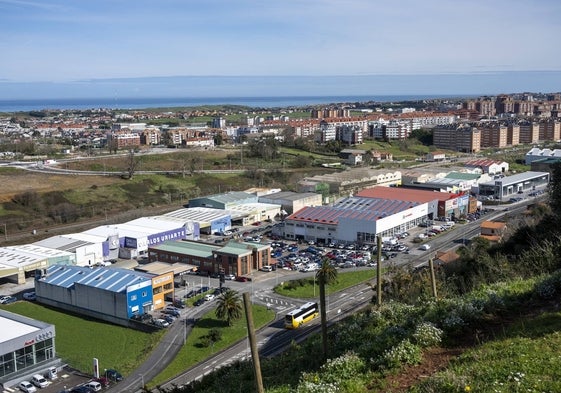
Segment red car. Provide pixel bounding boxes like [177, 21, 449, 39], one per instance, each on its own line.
[94, 376, 110, 387]
[235, 276, 251, 282]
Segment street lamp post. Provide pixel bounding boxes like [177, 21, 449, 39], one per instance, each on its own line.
[139, 374, 144, 388]
[313, 274, 316, 297]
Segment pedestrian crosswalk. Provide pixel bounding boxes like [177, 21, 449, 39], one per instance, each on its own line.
[255, 294, 297, 312]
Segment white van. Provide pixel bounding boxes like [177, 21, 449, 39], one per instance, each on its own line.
[31, 374, 49, 388]
[47, 367, 58, 380]
[84, 381, 102, 391]
[260, 265, 273, 272]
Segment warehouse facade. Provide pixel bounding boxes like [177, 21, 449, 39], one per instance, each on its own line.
[0, 310, 58, 388]
[35, 265, 174, 327]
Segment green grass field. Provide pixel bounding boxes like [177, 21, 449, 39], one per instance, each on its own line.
[0, 299, 274, 389]
[274, 268, 379, 299]
[149, 303, 275, 387]
[0, 302, 163, 375]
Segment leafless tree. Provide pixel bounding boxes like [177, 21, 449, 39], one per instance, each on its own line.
[126, 149, 139, 179]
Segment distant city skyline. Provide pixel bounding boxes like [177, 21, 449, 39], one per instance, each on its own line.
[1, 0, 560, 100]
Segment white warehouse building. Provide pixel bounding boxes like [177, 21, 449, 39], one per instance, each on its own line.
[283, 196, 429, 245]
[33, 235, 105, 267]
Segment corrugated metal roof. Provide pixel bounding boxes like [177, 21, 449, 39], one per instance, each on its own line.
[164, 207, 230, 225]
[33, 236, 92, 252]
[0, 245, 74, 268]
[288, 197, 420, 224]
[480, 171, 549, 187]
[62, 233, 107, 244]
[356, 186, 452, 203]
[445, 172, 480, 180]
[191, 191, 256, 205]
[260, 191, 320, 202]
[41, 265, 152, 293]
[150, 240, 217, 258]
[218, 240, 268, 255]
[134, 262, 193, 275]
[125, 217, 186, 232]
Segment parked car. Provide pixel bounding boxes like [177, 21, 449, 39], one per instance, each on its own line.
[173, 299, 185, 309]
[224, 274, 236, 280]
[93, 377, 110, 387]
[153, 318, 170, 328]
[104, 369, 123, 382]
[84, 381, 102, 392]
[31, 374, 49, 388]
[419, 244, 431, 251]
[193, 298, 205, 307]
[19, 380, 37, 393]
[0, 295, 17, 304]
[164, 306, 180, 313]
[259, 265, 273, 272]
[235, 276, 250, 282]
[161, 314, 176, 324]
[204, 293, 215, 301]
[163, 308, 180, 317]
[23, 291, 37, 301]
[70, 386, 95, 393]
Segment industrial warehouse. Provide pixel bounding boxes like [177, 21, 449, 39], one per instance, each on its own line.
[0, 310, 59, 388]
[282, 186, 477, 245]
[35, 265, 174, 326]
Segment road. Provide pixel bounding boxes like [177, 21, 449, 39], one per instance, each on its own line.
[109, 199, 540, 393]
[157, 276, 375, 392]
[49, 195, 546, 393]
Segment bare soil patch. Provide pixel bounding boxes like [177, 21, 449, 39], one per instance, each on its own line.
[0, 171, 120, 202]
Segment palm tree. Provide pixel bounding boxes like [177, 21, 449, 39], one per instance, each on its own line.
[215, 289, 243, 326]
[316, 258, 338, 359]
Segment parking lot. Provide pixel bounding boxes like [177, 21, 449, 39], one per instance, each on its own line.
[7, 367, 98, 393]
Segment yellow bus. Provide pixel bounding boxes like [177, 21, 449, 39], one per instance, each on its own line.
[285, 302, 319, 329]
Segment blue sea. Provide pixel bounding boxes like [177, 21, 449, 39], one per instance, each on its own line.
[0, 94, 461, 113]
[0, 72, 558, 112]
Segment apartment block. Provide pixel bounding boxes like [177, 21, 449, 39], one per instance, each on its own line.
[518, 122, 540, 144]
[507, 124, 520, 146]
[106, 132, 141, 149]
[311, 108, 351, 119]
[539, 121, 561, 141]
[433, 124, 481, 153]
[480, 124, 508, 148]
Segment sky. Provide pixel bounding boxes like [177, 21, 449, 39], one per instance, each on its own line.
[1, 0, 561, 99]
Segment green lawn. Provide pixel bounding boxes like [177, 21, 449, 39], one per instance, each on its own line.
[0, 302, 163, 376]
[274, 268, 379, 299]
[150, 303, 275, 388]
[0, 300, 274, 388]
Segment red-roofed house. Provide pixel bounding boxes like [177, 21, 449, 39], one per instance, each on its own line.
[480, 221, 507, 242]
[464, 159, 509, 175]
[425, 151, 447, 162]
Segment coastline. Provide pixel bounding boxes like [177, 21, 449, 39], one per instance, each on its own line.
[0, 94, 468, 113]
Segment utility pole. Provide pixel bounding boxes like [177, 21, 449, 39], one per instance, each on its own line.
[428, 257, 438, 299]
[243, 292, 264, 393]
[376, 235, 382, 306]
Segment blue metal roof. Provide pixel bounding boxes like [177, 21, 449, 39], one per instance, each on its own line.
[40, 265, 153, 293]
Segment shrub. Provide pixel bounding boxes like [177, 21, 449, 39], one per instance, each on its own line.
[376, 339, 421, 369]
[413, 322, 443, 348]
[296, 352, 365, 393]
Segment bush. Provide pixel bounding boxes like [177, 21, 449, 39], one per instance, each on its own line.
[413, 322, 443, 348]
[376, 339, 421, 369]
[296, 352, 365, 393]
